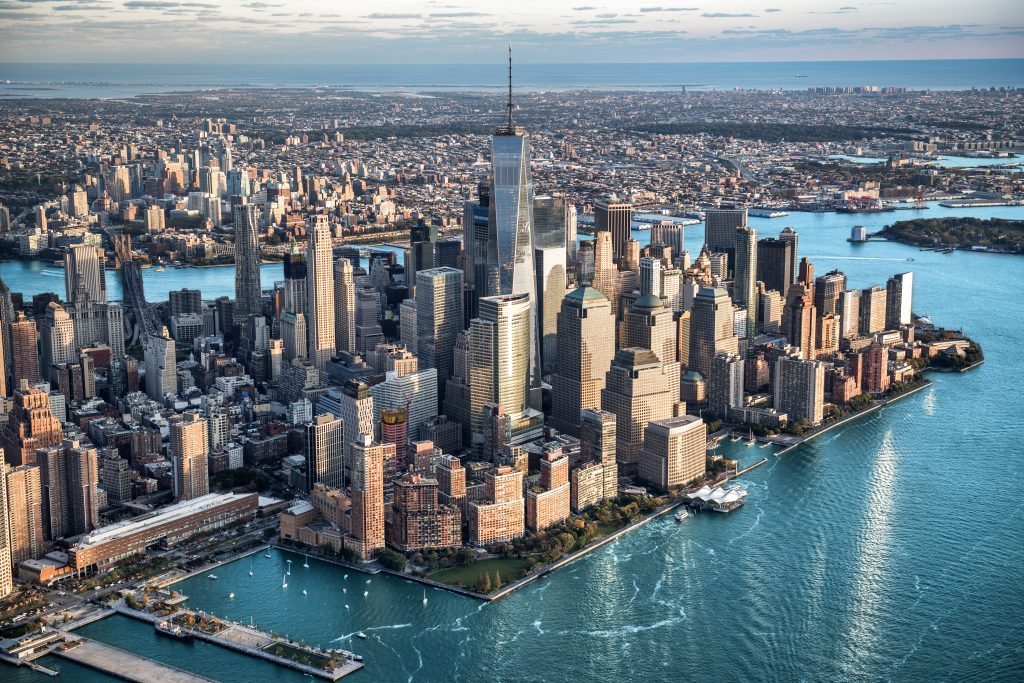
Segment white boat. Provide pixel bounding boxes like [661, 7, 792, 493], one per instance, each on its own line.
[282, 574, 288, 589]
[422, 590, 428, 606]
[228, 593, 235, 599]
[342, 588, 346, 594]
[207, 574, 218, 580]
[746, 429, 756, 446]
[363, 591, 369, 597]
[303, 557, 310, 568]
[675, 509, 689, 523]
[264, 551, 271, 558]
[356, 632, 367, 640]
[248, 571, 253, 577]
[365, 579, 371, 584]
[303, 590, 308, 596]
[343, 574, 348, 580]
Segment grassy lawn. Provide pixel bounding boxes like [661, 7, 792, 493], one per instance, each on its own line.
[428, 558, 533, 589]
[596, 519, 628, 536]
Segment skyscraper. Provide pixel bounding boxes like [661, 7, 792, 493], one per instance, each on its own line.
[339, 380, 375, 485]
[533, 242, 567, 375]
[305, 413, 344, 491]
[783, 283, 817, 360]
[594, 198, 633, 262]
[704, 207, 747, 270]
[334, 257, 356, 354]
[756, 237, 794, 297]
[734, 226, 758, 342]
[814, 270, 847, 316]
[306, 214, 336, 371]
[779, 227, 800, 286]
[64, 245, 106, 304]
[886, 272, 914, 329]
[233, 203, 262, 319]
[550, 287, 616, 437]
[348, 434, 385, 561]
[601, 348, 683, 475]
[488, 53, 540, 383]
[282, 240, 307, 316]
[416, 267, 464, 401]
[468, 294, 532, 444]
[709, 352, 745, 419]
[64, 439, 99, 536]
[838, 289, 862, 339]
[620, 294, 677, 366]
[689, 287, 740, 378]
[170, 412, 209, 501]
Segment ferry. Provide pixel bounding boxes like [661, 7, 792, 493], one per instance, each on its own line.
[155, 621, 194, 643]
[674, 509, 689, 523]
[154, 267, 165, 272]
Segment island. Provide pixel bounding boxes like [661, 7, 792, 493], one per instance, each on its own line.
[876, 217, 1024, 254]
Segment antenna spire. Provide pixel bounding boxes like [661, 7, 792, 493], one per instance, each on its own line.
[507, 44, 514, 128]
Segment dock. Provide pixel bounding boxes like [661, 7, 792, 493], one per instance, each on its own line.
[115, 602, 364, 680]
[51, 637, 217, 683]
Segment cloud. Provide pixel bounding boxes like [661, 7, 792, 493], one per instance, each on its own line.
[764, 7, 782, 12]
[596, 12, 617, 18]
[572, 5, 597, 10]
[362, 12, 421, 19]
[54, 2, 111, 8]
[124, 0, 216, 7]
[639, 6, 699, 11]
[242, 1, 283, 7]
[428, 11, 489, 17]
[572, 17, 637, 26]
[702, 12, 756, 17]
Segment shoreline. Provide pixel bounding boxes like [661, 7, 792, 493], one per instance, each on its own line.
[775, 378, 933, 457]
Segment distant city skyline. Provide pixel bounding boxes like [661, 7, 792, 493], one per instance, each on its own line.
[0, 0, 1021, 64]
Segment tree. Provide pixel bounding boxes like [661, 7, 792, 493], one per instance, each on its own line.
[494, 571, 502, 589]
[482, 572, 492, 593]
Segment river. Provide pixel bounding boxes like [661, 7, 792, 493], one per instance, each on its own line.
[5, 202, 1024, 681]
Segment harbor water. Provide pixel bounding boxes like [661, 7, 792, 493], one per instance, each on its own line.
[4, 202, 1023, 681]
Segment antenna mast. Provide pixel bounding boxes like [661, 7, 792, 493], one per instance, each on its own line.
[507, 44, 514, 128]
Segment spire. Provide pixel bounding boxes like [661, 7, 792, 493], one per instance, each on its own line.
[507, 43, 514, 128]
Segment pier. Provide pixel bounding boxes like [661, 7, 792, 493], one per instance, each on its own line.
[52, 637, 217, 683]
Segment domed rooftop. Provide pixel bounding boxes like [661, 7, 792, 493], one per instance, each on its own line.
[632, 293, 663, 310]
[564, 285, 607, 306]
[681, 370, 705, 383]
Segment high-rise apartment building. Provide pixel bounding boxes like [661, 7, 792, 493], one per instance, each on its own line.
[468, 465, 525, 546]
[145, 327, 177, 400]
[339, 380, 375, 486]
[169, 288, 202, 318]
[709, 353, 745, 420]
[572, 408, 618, 511]
[779, 227, 800, 286]
[757, 238, 794, 297]
[11, 312, 39, 387]
[638, 415, 706, 491]
[549, 287, 616, 437]
[170, 412, 209, 501]
[526, 448, 570, 531]
[64, 440, 99, 536]
[306, 214, 336, 371]
[348, 434, 385, 561]
[305, 413, 345, 491]
[886, 272, 914, 329]
[40, 302, 75, 380]
[233, 204, 262, 319]
[814, 270, 847, 316]
[860, 286, 887, 335]
[0, 465, 12, 598]
[838, 289, 862, 339]
[774, 353, 825, 426]
[4, 463, 44, 565]
[387, 473, 461, 552]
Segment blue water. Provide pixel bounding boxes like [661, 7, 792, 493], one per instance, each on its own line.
[1, 60, 1022, 98]
[4, 203, 1024, 681]
[830, 154, 1023, 169]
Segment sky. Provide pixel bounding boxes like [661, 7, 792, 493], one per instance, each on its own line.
[0, 0, 1021, 63]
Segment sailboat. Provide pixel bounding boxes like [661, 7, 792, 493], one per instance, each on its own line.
[303, 556, 310, 568]
[422, 590, 428, 606]
[286, 559, 292, 576]
[282, 574, 288, 589]
[248, 562, 254, 577]
[746, 428, 756, 446]
[265, 550, 271, 558]
[303, 589, 308, 596]
[229, 593, 235, 599]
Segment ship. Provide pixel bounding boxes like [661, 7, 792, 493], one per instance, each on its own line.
[155, 621, 194, 643]
[674, 509, 689, 523]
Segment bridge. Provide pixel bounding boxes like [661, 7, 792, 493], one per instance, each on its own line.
[110, 229, 159, 344]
